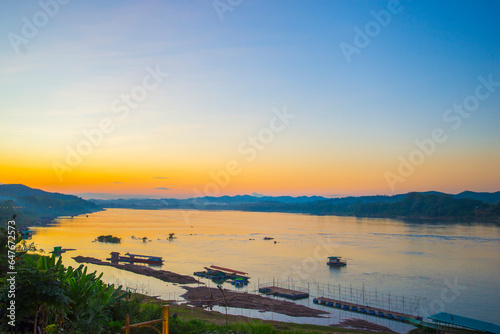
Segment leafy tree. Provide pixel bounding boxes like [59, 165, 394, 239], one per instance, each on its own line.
[65, 266, 126, 333]
[0, 255, 69, 333]
[96, 235, 121, 243]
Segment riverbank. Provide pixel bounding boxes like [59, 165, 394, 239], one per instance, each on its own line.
[181, 286, 328, 318]
[135, 293, 397, 333]
[71, 255, 400, 332]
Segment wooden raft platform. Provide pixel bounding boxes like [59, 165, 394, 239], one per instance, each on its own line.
[259, 286, 309, 300]
[313, 297, 422, 322]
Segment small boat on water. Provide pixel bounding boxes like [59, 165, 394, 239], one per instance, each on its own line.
[327, 256, 347, 266]
[107, 252, 164, 265]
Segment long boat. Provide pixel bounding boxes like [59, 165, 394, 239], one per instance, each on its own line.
[107, 252, 164, 265]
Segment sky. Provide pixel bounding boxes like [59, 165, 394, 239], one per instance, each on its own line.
[1, 0, 499, 199]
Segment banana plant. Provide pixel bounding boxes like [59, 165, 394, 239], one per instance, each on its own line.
[65, 265, 126, 333]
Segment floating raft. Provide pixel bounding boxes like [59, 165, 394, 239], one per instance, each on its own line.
[194, 265, 250, 286]
[313, 296, 422, 322]
[259, 286, 309, 300]
[107, 252, 164, 265]
[72, 256, 199, 284]
[50, 246, 76, 254]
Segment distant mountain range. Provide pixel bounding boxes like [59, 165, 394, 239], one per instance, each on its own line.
[1, 184, 499, 225]
[453, 191, 500, 203]
[89, 190, 500, 221]
[0, 184, 100, 227]
[90, 190, 500, 209]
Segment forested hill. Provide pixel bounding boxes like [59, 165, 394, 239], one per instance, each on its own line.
[91, 191, 500, 221]
[0, 184, 101, 227]
[228, 192, 500, 221]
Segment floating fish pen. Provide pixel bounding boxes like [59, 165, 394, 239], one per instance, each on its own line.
[313, 296, 422, 322]
[258, 281, 309, 300]
[259, 286, 309, 300]
[194, 265, 250, 286]
[313, 282, 424, 322]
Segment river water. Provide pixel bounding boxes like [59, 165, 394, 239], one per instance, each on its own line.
[30, 209, 500, 331]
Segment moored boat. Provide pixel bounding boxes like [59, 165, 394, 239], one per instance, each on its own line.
[327, 256, 347, 266]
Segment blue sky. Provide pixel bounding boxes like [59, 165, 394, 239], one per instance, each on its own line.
[1, 0, 499, 198]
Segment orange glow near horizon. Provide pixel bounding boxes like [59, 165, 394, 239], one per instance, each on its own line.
[3, 150, 500, 199]
[1, 1, 500, 200]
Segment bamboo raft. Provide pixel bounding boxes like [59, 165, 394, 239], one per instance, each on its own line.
[259, 286, 309, 300]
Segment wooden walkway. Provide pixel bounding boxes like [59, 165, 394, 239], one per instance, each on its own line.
[313, 297, 422, 321]
[259, 286, 309, 300]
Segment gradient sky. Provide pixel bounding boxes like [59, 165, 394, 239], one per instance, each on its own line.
[1, 0, 499, 199]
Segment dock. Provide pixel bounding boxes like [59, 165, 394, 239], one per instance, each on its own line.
[313, 296, 422, 321]
[259, 286, 309, 300]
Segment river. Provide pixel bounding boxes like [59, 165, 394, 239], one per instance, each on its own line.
[30, 209, 500, 331]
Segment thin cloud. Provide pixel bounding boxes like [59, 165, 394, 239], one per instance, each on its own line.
[153, 177, 169, 179]
[155, 187, 170, 190]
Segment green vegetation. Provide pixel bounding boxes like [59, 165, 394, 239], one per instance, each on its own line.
[235, 192, 499, 221]
[0, 200, 40, 229]
[0, 230, 127, 333]
[96, 235, 121, 243]
[114, 299, 379, 334]
[0, 229, 384, 334]
[0, 184, 101, 228]
[92, 191, 500, 222]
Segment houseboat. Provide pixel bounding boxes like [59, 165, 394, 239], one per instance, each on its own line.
[327, 256, 347, 266]
[108, 252, 164, 265]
